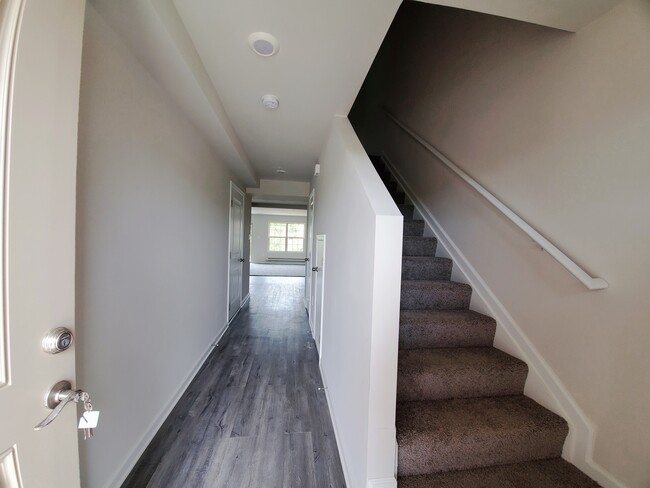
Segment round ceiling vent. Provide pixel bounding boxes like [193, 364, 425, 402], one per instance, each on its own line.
[261, 94, 279, 110]
[248, 32, 279, 57]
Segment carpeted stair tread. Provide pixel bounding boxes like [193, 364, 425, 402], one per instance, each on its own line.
[400, 310, 496, 349]
[397, 347, 528, 401]
[369, 153, 598, 486]
[398, 204, 414, 219]
[397, 458, 601, 488]
[403, 219, 425, 236]
[402, 256, 452, 281]
[403, 236, 437, 257]
[396, 396, 568, 476]
[401, 280, 472, 310]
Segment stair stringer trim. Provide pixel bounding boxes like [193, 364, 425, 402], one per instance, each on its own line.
[380, 152, 625, 488]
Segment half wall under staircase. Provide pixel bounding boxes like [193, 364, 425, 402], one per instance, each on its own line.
[370, 155, 601, 487]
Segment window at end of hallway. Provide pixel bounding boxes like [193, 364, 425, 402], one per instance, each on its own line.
[268, 222, 304, 252]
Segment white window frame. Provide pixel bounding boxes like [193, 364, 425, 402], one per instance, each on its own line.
[268, 222, 305, 253]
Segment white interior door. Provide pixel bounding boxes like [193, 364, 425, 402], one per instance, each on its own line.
[313, 235, 326, 356]
[0, 0, 85, 486]
[228, 183, 245, 321]
[304, 189, 314, 320]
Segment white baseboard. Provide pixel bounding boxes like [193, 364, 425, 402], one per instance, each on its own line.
[241, 292, 250, 307]
[381, 152, 625, 488]
[368, 477, 397, 488]
[319, 365, 352, 488]
[104, 321, 230, 488]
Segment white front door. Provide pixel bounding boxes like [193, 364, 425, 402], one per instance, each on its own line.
[304, 189, 314, 321]
[228, 183, 245, 321]
[0, 0, 85, 486]
[313, 235, 326, 356]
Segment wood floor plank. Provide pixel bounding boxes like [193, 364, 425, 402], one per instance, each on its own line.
[284, 432, 318, 488]
[122, 277, 346, 488]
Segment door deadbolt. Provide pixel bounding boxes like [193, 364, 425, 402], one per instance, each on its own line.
[42, 327, 74, 354]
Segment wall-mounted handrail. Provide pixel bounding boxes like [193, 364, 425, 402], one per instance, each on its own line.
[383, 108, 608, 290]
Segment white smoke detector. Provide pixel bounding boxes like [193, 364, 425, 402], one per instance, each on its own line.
[248, 32, 279, 57]
[261, 94, 279, 110]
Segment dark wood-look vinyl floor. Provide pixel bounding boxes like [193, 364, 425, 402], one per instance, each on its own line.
[122, 277, 346, 488]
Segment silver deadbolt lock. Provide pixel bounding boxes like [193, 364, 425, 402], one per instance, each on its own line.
[42, 327, 74, 354]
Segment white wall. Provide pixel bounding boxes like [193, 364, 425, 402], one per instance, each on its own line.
[250, 213, 307, 263]
[311, 117, 402, 488]
[351, 1, 650, 486]
[76, 6, 243, 487]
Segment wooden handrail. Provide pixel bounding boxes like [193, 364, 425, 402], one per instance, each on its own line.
[383, 108, 608, 290]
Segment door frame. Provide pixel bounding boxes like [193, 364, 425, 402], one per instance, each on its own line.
[226, 181, 246, 324]
[314, 234, 326, 361]
[305, 188, 315, 322]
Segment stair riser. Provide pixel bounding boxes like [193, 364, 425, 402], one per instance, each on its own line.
[399, 322, 495, 349]
[401, 283, 472, 310]
[397, 459, 601, 488]
[403, 237, 437, 257]
[398, 205, 414, 220]
[397, 367, 527, 402]
[404, 220, 425, 237]
[402, 258, 452, 281]
[397, 426, 567, 476]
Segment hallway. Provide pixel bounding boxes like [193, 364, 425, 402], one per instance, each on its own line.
[122, 277, 346, 487]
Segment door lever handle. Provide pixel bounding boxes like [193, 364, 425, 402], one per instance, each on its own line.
[34, 380, 85, 431]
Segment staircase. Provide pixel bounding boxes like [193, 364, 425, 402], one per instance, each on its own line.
[370, 156, 601, 487]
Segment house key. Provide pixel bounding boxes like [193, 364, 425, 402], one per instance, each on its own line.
[77, 391, 100, 440]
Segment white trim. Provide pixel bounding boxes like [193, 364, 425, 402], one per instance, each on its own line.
[367, 477, 397, 488]
[226, 293, 250, 327]
[227, 301, 243, 325]
[319, 364, 352, 488]
[0, 0, 24, 391]
[105, 322, 229, 488]
[226, 181, 246, 323]
[381, 153, 625, 488]
[383, 109, 608, 291]
[314, 234, 326, 363]
[305, 188, 315, 314]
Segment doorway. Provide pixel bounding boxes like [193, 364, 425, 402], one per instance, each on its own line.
[228, 182, 245, 322]
[305, 189, 315, 324]
[312, 234, 326, 357]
